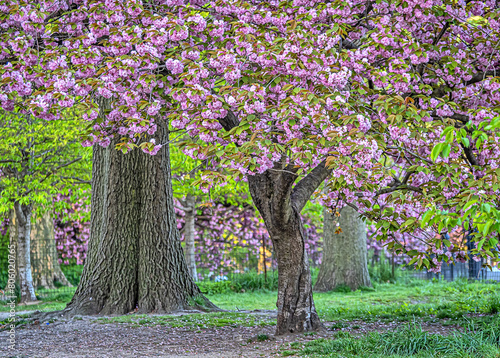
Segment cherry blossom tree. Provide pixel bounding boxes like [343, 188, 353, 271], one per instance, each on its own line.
[53, 193, 90, 266]
[318, 1, 500, 274]
[1, 0, 499, 333]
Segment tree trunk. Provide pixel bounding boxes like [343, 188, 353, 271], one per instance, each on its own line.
[31, 211, 72, 289]
[14, 201, 37, 304]
[64, 125, 215, 316]
[183, 194, 198, 281]
[314, 206, 371, 292]
[466, 233, 481, 280]
[247, 168, 323, 335]
[5, 210, 18, 294]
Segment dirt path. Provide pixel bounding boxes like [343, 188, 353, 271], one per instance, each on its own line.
[0, 313, 460, 358]
[1, 316, 292, 358]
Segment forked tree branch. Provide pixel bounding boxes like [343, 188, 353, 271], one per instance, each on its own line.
[290, 159, 331, 212]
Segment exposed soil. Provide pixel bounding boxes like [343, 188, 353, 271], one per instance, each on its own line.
[0, 311, 461, 358]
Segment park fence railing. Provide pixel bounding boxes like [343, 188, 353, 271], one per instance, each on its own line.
[1, 235, 499, 302]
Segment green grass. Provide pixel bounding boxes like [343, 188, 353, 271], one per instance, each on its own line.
[2, 278, 499, 357]
[1, 279, 499, 333]
[282, 318, 500, 357]
[0, 286, 76, 313]
[210, 279, 500, 324]
[97, 311, 276, 330]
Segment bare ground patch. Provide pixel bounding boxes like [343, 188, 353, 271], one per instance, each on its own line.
[0, 311, 462, 358]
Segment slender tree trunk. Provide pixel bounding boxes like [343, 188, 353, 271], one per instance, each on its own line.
[466, 233, 480, 280]
[183, 194, 198, 281]
[4, 210, 18, 294]
[247, 168, 323, 335]
[14, 201, 37, 304]
[314, 206, 371, 292]
[262, 235, 267, 283]
[31, 211, 72, 289]
[64, 125, 215, 316]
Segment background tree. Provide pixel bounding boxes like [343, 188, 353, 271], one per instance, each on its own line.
[0, 111, 90, 303]
[30, 211, 72, 289]
[315, 206, 371, 292]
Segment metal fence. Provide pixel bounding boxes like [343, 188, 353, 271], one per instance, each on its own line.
[414, 259, 500, 282]
[1, 235, 500, 302]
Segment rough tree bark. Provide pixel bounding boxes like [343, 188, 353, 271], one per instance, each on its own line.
[247, 159, 329, 335]
[218, 111, 330, 335]
[31, 211, 72, 289]
[314, 206, 371, 292]
[182, 194, 198, 281]
[13, 201, 37, 303]
[64, 125, 215, 316]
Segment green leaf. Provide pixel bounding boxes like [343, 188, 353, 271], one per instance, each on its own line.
[431, 143, 443, 161]
[441, 144, 451, 158]
[420, 210, 433, 228]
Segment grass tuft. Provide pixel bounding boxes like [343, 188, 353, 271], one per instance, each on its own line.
[282, 318, 500, 357]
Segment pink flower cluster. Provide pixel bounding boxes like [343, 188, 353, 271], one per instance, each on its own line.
[1, 0, 499, 272]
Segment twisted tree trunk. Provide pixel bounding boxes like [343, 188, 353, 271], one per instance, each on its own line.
[31, 211, 72, 289]
[247, 160, 329, 335]
[64, 125, 215, 316]
[14, 201, 37, 304]
[314, 206, 371, 292]
[217, 111, 330, 335]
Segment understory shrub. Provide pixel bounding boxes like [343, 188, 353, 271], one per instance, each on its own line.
[196, 270, 280, 293]
[60, 260, 84, 286]
[196, 280, 233, 294]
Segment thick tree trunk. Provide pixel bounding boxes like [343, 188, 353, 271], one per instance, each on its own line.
[64, 125, 215, 316]
[247, 168, 323, 335]
[183, 194, 198, 281]
[31, 211, 72, 289]
[14, 201, 37, 304]
[314, 206, 371, 292]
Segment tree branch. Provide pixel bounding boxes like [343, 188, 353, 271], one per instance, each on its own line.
[466, 69, 500, 86]
[374, 184, 422, 197]
[23, 156, 83, 196]
[175, 204, 190, 212]
[433, 22, 450, 46]
[461, 143, 479, 166]
[59, 176, 91, 185]
[290, 159, 331, 212]
[430, 112, 469, 124]
[342, 39, 361, 50]
[219, 110, 240, 131]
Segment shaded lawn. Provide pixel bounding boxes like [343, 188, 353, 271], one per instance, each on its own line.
[2, 279, 499, 358]
[2, 279, 499, 326]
